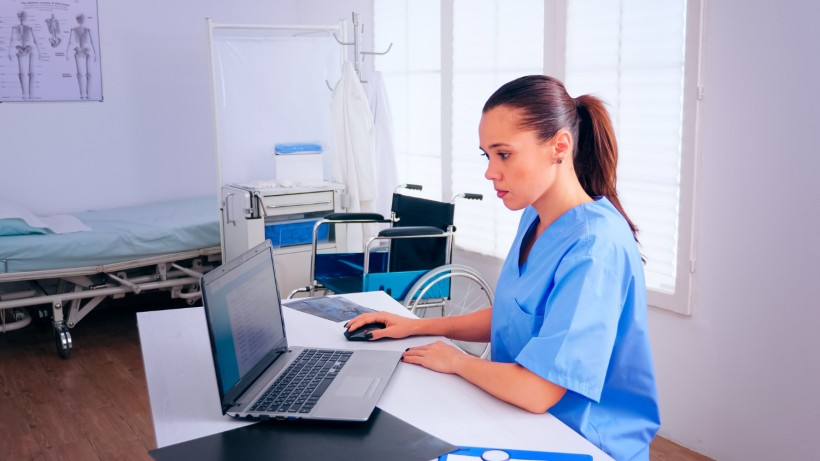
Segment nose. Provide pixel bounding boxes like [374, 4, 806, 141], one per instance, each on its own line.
[484, 158, 500, 181]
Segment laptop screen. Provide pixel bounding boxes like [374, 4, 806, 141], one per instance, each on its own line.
[202, 244, 286, 397]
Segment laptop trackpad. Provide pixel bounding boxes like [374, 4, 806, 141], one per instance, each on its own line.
[334, 377, 380, 398]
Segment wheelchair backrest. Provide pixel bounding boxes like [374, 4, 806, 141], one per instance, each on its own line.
[389, 194, 455, 272]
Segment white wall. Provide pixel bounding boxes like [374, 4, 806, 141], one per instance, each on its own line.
[0, 0, 300, 215]
[647, 1, 820, 459]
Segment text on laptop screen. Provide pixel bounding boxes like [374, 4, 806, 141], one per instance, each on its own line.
[206, 249, 285, 394]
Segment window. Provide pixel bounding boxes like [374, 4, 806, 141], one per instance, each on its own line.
[563, 0, 702, 314]
[374, 0, 702, 314]
[373, 0, 442, 199]
[450, 0, 544, 256]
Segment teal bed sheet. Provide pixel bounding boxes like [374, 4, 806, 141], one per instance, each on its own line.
[0, 196, 220, 274]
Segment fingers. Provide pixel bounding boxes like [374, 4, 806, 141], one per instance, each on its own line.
[343, 312, 381, 332]
[367, 327, 389, 340]
[400, 341, 445, 359]
[400, 341, 458, 373]
[344, 311, 418, 341]
[343, 311, 399, 340]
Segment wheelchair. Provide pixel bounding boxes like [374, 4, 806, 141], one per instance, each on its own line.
[290, 185, 494, 358]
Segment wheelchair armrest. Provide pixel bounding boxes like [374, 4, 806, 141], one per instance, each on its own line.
[377, 226, 445, 237]
[323, 212, 388, 222]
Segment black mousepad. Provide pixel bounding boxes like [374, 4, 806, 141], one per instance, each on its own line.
[149, 407, 457, 461]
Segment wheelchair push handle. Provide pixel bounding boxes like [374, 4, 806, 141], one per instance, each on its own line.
[395, 183, 423, 193]
[452, 192, 483, 203]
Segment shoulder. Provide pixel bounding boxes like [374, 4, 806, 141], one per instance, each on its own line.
[562, 198, 642, 272]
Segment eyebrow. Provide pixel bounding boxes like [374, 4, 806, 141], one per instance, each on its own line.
[479, 143, 512, 151]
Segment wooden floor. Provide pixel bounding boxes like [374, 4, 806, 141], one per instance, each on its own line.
[0, 295, 713, 460]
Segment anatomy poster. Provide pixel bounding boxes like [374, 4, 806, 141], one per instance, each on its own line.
[0, 1, 102, 102]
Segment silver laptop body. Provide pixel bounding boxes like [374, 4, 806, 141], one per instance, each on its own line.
[201, 240, 401, 422]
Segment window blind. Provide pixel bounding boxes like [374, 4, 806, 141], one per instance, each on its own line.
[373, 0, 443, 199]
[450, 0, 545, 258]
[564, 0, 687, 294]
[374, 0, 693, 301]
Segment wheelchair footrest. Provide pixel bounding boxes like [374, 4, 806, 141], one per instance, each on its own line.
[316, 275, 364, 296]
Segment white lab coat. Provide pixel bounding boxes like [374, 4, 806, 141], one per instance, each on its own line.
[331, 61, 378, 252]
[365, 71, 399, 219]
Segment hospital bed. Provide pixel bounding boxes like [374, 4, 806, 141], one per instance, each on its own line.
[0, 196, 221, 358]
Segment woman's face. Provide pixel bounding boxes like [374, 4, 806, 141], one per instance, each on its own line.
[479, 105, 557, 211]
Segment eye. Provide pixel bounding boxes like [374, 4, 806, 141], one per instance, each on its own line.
[498, 152, 511, 160]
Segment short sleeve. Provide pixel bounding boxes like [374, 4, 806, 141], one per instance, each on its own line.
[515, 253, 625, 403]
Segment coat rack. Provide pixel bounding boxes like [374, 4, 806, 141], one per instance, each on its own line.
[332, 12, 392, 84]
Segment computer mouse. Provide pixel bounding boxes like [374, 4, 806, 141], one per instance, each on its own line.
[344, 322, 386, 341]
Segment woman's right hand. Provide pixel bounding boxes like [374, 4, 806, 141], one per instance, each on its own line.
[344, 311, 420, 340]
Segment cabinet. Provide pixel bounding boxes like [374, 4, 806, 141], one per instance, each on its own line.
[221, 182, 345, 296]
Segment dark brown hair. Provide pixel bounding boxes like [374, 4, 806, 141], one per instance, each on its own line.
[483, 75, 639, 243]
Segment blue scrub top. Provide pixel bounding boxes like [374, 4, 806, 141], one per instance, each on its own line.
[491, 197, 660, 461]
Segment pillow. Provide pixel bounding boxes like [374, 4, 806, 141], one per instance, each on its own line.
[0, 198, 89, 235]
[0, 218, 51, 236]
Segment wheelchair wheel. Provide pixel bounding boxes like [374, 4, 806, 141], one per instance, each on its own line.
[403, 264, 493, 358]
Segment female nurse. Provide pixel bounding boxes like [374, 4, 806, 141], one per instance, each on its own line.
[345, 75, 660, 460]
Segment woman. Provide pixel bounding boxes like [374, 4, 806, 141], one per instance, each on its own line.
[346, 75, 660, 460]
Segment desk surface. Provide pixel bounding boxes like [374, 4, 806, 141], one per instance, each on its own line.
[137, 291, 612, 460]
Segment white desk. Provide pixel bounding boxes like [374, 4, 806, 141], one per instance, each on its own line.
[137, 291, 612, 460]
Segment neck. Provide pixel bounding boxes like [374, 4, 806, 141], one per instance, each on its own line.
[531, 170, 593, 235]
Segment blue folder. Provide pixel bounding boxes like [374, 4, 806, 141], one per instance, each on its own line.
[440, 445, 593, 460]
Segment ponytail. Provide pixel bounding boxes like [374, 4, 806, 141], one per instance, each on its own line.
[574, 95, 639, 243]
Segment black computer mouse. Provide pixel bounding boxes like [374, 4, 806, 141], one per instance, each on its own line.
[344, 322, 386, 341]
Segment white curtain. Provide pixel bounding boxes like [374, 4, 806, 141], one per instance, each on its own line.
[211, 33, 340, 185]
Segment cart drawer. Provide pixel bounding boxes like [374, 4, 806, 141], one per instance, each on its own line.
[260, 191, 335, 217]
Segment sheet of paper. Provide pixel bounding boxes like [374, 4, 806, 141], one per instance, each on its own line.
[285, 296, 376, 322]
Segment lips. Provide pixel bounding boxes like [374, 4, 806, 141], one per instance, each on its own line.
[495, 189, 508, 199]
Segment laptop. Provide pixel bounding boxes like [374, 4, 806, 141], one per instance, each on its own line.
[200, 240, 401, 422]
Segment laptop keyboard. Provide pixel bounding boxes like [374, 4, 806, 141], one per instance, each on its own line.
[251, 349, 353, 414]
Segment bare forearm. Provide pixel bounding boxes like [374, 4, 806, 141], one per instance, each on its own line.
[453, 355, 566, 414]
[411, 307, 492, 342]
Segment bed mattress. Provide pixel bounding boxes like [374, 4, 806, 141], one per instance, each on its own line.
[0, 196, 220, 274]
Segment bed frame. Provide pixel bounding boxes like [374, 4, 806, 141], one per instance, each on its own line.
[0, 246, 221, 358]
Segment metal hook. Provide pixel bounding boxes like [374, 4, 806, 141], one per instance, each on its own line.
[361, 42, 393, 56]
[332, 32, 354, 46]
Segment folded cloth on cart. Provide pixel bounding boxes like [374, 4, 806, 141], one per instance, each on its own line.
[274, 142, 323, 155]
[0, 199, 91, 235]
[0, 196, 220, 274]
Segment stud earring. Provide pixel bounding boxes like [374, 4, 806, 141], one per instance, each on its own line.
[556, 158, 563, 165]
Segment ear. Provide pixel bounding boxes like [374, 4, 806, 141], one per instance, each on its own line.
[552, 130, 572, 161]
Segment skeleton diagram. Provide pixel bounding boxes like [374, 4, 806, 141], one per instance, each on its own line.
[45, 14, 61, 47]
[65, 13, 96, 99]
[7, 11, 40, 99]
